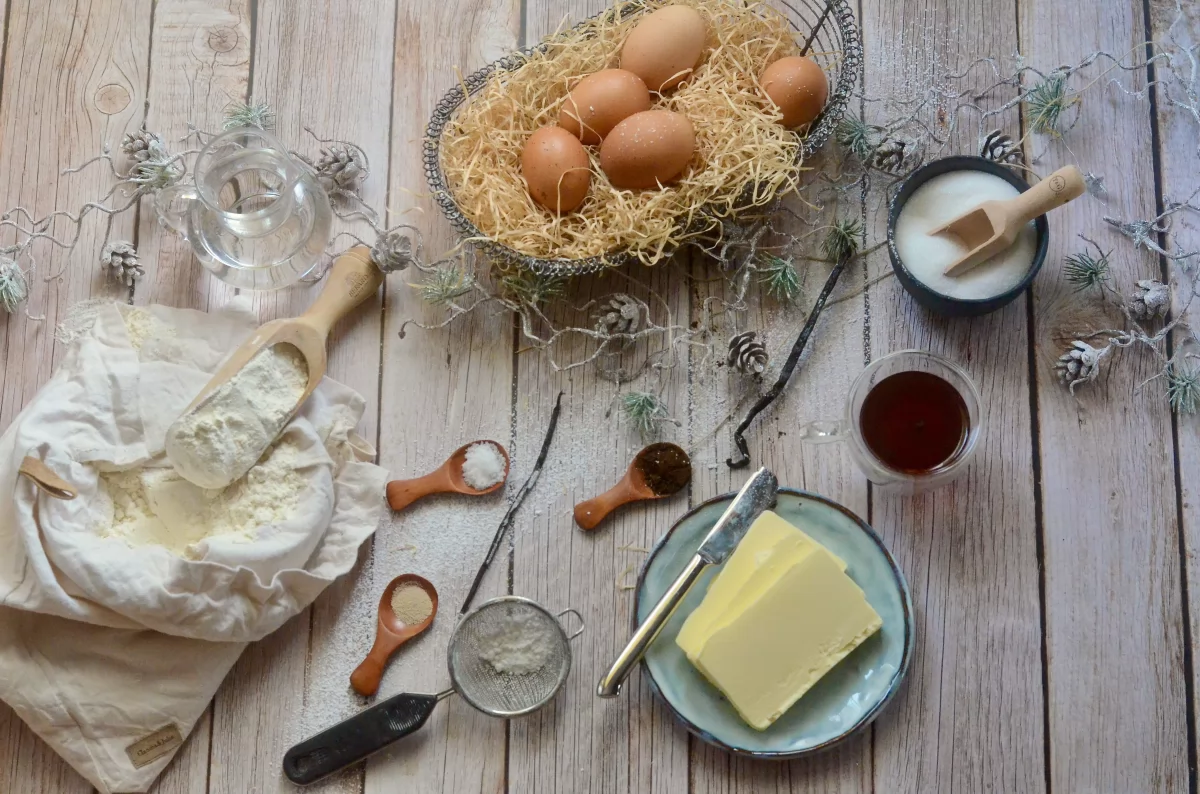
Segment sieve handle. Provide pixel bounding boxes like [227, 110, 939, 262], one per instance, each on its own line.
[282, 690, 450, 785]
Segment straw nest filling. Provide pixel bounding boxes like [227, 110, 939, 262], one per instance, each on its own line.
[439, 0, 816, 267]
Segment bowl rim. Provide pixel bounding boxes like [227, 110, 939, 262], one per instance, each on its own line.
[424, 0, 864, 277]
[632, 487, 915, 759]
[886, 154, 1050, 312]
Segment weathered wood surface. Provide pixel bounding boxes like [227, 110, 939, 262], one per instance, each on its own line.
[860, 1, 1047, 792]
[0, 0, 1196, 792]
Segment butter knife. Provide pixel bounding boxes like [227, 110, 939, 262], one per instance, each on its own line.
[596, 467, 779, 698]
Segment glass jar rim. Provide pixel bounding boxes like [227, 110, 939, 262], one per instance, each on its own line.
[193, 126, 304, 221]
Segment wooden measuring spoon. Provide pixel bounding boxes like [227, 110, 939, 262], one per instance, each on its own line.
[350, 574, 439, 697]
[18, 457, 76, 500]
[574, 442, 691, 531]
[386, 441, 510, 512]
[936, 165, 1085, 276]
[166, 246, 383, 486]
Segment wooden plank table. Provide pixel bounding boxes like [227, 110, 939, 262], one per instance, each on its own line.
[0, 0, 1195, 791]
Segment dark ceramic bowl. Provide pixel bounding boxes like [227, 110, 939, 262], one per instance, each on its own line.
[887, 155, 1049, 317]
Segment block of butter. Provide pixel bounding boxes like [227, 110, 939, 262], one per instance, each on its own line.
[676, 511, 882, 731]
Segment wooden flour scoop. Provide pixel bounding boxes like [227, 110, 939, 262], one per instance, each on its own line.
[166, 246, 383, 484]
[936, 165, 1085, 276]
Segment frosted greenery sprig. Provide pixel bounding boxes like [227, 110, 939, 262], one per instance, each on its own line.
[822, 217, 863, 263]
[834, 117, 879, 162]
[758, 255, 801, 304]
[1023, 74, 1079, 136]
[1063, 245, 1111, 292]
[620, 391, 671, 439]
[1167, 364, 1200, 414]
[499, 269, 566, 308]
[224, 100, 275, 131]
[414, 265, 476, 306]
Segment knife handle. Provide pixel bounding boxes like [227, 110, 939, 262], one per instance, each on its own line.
[597, 554, 708, 698]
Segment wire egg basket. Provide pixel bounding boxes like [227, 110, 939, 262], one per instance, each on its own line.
[423, 0, 862, 277]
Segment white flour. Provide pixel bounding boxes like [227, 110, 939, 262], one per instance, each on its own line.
[475, 607, 557, 675]
[98, 441, 307, 557]
[166, 343, 308, 489]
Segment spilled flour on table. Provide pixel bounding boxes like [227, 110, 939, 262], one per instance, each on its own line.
[97, 440, 307, 556]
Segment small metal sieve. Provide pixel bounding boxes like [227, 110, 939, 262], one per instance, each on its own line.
[283, 596, 583, 785]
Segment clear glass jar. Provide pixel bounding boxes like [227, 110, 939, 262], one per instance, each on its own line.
[797, 349, 984, 494]
[156, 127, 332, 290]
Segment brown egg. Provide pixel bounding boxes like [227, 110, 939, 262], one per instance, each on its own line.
[559, 69, 652, 144]
[761, 56, 829, 128]
[522, 126, 592, 213]
[599, 109, 695, 190]
[619, 5, 707, 93]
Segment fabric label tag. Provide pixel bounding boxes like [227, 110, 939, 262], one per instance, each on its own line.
[125, 724, 183, 769]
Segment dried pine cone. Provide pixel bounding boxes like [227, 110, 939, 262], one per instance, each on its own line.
[0, 256, 29, 313]
[1128, 279, 1170, 321]
[370, 229, 415, 273]
[100, 241, 144, 286]
[727, 331, 768, 376]
[120, 129, 165, 163]
[1055, 340, 1104, 393]
[596, 294, 642, 336]
[312, 145, 366, 192]
[980, 129, 1023, 165]
[872, 138, 912, 173]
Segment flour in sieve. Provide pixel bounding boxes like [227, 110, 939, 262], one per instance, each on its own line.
[98, 440, 307, 557]
[475, 608, 557, 675]
[166, 343, 308, 489]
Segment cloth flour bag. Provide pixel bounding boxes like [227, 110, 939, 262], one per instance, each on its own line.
[0, 302, 388, 793]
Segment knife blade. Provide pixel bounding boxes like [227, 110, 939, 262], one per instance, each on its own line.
[596, 467, 778, 698]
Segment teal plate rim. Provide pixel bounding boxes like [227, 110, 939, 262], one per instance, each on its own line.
[633, 487, 915, 760]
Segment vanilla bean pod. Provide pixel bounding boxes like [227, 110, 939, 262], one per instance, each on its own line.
[460, 391, 564, 614]
[727, 257, 850, 469]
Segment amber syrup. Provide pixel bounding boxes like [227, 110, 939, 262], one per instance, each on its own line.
[858, 370, 969, 474]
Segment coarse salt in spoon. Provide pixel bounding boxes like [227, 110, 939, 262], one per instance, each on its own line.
[350, 574, 439, 697]
[385, 440, 511, 512]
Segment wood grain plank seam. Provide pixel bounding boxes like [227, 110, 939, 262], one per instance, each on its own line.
[0, 0, 11, 113]
[1140, 0, 1199, 788]
[1010, 4, 1056, 790]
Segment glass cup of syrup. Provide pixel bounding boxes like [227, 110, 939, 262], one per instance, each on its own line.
[799, 350, 983, 493]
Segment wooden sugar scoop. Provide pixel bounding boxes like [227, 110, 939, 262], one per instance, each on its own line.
[386, 441, 510, 512]
[165, 246, 382, 484]
[177, 246, 382, 415]
[574, 442, 691, 531]
[350, 574, 439, 697]
[936, 165, 1085, 276]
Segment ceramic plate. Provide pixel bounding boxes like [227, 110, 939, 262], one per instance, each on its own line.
[635, 488, 913, 758]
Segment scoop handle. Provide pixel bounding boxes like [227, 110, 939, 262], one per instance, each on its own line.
[386, 468, 455, 511]
[18, 457, 77, 500]
[573, 478, 642, 530]
[301, 246, 384, 338]
[349, 623, 395, 697]
[282, 691, 449, 785]
[1010, 165, 1085, 223]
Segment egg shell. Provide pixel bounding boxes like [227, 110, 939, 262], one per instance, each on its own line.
[558, 69, 652, 145]
[761, 56, 829, 128]
[620, 5, 707, 93]
[521, 126, 592, 213]
[599, 109, 695, 190]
